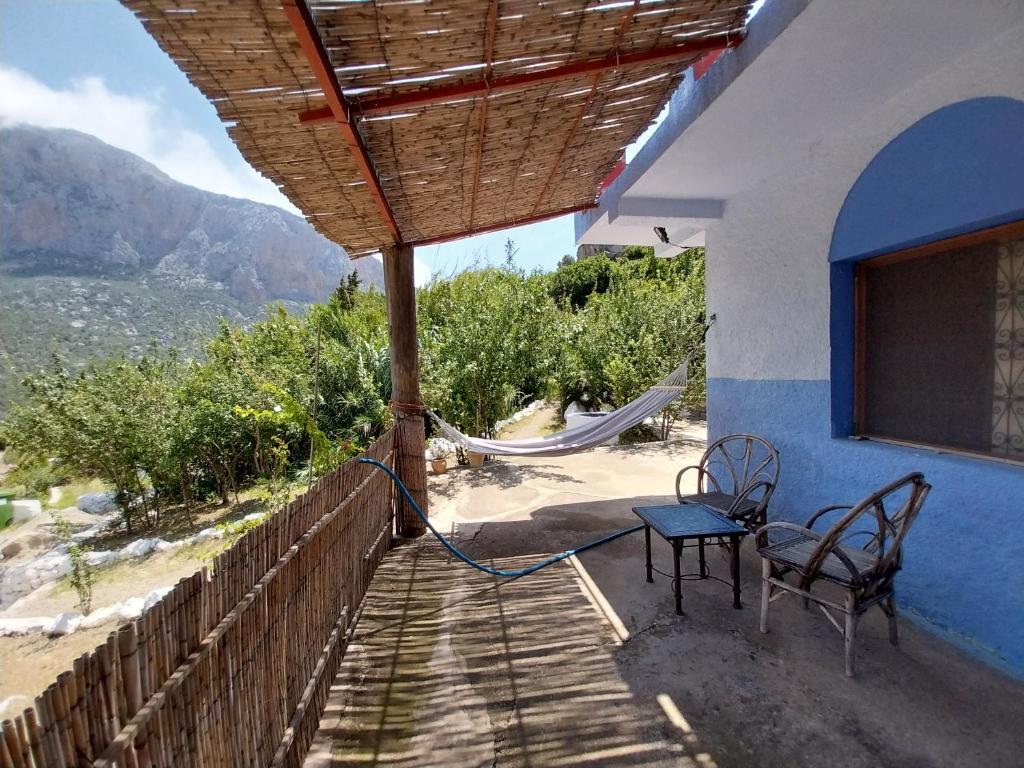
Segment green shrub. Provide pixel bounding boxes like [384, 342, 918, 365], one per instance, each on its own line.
[555, 249, 707, 415]
[419, 266, 559, 436]
[5, 459, 71, 498]
[53, 512, 95, 615]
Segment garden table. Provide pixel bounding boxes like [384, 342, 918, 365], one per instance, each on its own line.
[632, 503, 749, 614]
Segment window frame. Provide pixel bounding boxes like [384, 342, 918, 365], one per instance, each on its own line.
[852, 218, 1024, 463]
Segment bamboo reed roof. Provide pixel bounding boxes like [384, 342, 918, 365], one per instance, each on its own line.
[122, 0, 753, 255]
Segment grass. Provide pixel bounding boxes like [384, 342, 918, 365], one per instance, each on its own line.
[49, 478, 108, 510]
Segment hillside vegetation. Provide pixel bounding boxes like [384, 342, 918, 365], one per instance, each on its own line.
[0, 275, 279, 406]
[1, 248, 706, 535]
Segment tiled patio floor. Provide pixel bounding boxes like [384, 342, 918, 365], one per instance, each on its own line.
[305, 438, 1024, 767]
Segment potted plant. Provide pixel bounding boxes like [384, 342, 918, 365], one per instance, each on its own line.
[467, 450, 485, 468]
[426, 439, 452, 475]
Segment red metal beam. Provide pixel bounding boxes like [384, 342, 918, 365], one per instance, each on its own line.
[408, 203, 596, 248]
[297, 32, 744, 123]
[467, 0, 500, 230]
[281, 0, 402, 244]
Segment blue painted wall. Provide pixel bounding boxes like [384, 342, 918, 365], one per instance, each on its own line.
[709, 98, 1024, 676]
[709, 378, 1024, 677]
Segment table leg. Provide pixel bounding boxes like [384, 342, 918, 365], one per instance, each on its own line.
[698, 537, 707, 578]
[644, 524, 653, 583]
[673, 541, 683, 615]
[731, 535, 742, 609]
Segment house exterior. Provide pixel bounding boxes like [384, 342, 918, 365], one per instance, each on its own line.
[577, 0, 1024, 677]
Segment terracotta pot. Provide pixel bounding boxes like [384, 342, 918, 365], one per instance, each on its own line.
[467, 451, 485, 468]
[430, 458, 448, 475]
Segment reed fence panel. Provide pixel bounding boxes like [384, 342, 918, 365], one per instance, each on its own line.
[0, 429, 397, 768]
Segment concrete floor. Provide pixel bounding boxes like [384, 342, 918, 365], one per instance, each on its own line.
[305, 432, 1024, 767]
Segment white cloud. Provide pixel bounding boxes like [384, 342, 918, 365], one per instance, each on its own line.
[0, 66, 298, 213]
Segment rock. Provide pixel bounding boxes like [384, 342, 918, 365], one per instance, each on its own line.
[143, 587, 173, 610]
[76, 492, 118, 515]
[4, 585, 176, 637]
[120, 538, 155, 559]
[193, 527, 224, 542]
[0, 616, 52, 637]
[494, 399, 545, 432]
[85, 550, 120, 567]
[48, 612, 82, 636]
[0, 695, 33, 720]
[119, 597, 146, 619]
[79, 603, 123, 629]
[71, 517, 115, 542]
[0, 541, 23, 560]
[120, 538, 173, 559]
[30, 553, 72, 583]
[11, 499, 42, 522]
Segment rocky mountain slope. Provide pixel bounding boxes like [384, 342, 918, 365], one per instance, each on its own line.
[0, 125, 383, 405]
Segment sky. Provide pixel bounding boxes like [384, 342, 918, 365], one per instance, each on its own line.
[0, 0, 672, 283]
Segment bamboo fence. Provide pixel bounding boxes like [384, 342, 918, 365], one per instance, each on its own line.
[1, 429, 397, 768]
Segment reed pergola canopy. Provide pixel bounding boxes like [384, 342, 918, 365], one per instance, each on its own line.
[123, 0, 753, 255]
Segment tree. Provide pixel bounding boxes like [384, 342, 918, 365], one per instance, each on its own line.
[53, 512, 95, 615]
[548, 253, 614, 309]
[419, 267, 558, 436]
[556, 249, 707, 421]
[2, 353, 180, 531]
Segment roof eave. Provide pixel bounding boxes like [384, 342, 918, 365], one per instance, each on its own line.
[575, 0, 812, 247]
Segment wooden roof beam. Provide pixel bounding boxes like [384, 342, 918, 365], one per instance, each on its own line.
[281, 0, 403, 244]
[297, 32, 744, 124]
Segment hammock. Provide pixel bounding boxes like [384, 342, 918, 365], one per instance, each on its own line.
[431, 358, 692, 457]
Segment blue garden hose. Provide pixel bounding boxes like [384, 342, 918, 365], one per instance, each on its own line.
[359, 457, 644, 578]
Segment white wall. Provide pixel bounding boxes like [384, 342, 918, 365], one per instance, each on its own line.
[705, 7, 1024, 381]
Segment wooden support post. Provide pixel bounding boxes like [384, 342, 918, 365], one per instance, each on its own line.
[383, 243, 428, 537]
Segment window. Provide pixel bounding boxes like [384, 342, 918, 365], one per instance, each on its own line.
[854, 221, 1024, 461]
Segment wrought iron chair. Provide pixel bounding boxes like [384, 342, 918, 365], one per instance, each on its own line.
[675, 434, 780, 532]
[756, 473, 930, 677]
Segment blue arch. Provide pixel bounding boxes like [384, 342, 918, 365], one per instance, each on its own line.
[829, 96, 1024, 436]
[830, 96, 1024, 263]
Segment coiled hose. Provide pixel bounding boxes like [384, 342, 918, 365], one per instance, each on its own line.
[359, 457, 643, 578]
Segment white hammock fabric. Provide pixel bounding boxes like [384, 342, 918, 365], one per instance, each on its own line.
[431, 359, 690, 457]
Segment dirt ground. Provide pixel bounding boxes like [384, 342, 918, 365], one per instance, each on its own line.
[306, 418, 1024, 768]
[0, 491, 262, 718]
[497, 404, 562, 440]
[0, 544, 223, 718]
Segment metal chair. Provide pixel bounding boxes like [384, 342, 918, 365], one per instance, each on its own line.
[756, 473, 930, 677]
[675, 434, 780, 531]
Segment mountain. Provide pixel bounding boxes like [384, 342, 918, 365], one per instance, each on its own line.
[0, 125, 382, 299]
[0, 125, 383, 405]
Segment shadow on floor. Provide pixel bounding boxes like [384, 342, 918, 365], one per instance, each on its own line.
[427, 437, 709, 500]
[306, 497, 1024, 768]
